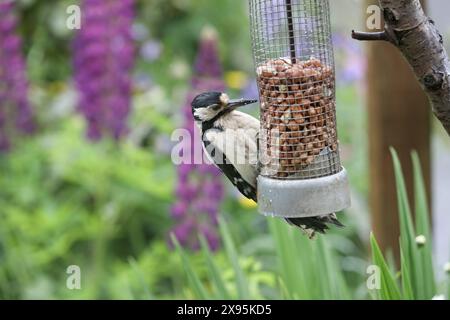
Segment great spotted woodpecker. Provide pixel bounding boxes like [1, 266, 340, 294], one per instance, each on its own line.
[191, 91, 343, 237]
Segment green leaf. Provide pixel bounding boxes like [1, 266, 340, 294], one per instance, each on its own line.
[400, 244, 414, 300]
[317, 237, 351, 299]
[199, 235, 231, 300]
[317, 237, 337, 298]
[128, 257, 154, 300]
[390, 148, 420, 298]
[269, 218, 310, 299]
[276, 276, 294, 300]
[171, 234, 209, 299]
[370, 233, 401, 300]
[218, 217, 250, 299]
[411, 151, 436, 298]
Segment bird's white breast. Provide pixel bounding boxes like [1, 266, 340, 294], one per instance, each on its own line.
[202, 111, 260, 187]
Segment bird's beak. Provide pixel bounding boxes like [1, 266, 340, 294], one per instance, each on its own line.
[227, 98, 258, 110]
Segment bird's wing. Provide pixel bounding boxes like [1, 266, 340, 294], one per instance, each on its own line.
[230, 111, 260, 133]
[204, 127, 258, 201]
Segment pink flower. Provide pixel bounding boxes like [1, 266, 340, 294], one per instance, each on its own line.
[0, 0, 34, 150]
[73, 0, 135, 141]
[169, 28, 225, 251]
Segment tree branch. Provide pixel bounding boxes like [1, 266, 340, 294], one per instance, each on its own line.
[352, 30, 388, 41]
[352, 0, 450, 136]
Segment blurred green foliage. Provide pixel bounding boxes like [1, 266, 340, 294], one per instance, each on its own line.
[0, 115, 173, 298]
[0, 0, 399, 300]
[0, 98, 366, 298]
[17, 0, 253, 87]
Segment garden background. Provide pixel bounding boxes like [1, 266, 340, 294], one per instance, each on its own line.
[0, 0, 449, 299]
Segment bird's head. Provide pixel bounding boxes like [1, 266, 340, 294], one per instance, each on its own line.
[191, 92, 257, 122]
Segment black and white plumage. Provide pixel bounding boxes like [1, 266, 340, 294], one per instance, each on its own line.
[191, 91, 343, 237]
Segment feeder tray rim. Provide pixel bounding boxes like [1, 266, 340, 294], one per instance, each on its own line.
[257, 167, 351, 218]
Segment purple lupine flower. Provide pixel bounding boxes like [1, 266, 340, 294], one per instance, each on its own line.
[0, 0, 34, 150]
[194, 29, 223, 78]
[170, 28, 225, 251]
[73, 0, 135, 141]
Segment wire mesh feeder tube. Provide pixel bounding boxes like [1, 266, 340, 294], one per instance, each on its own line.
[249, 0, 350, 218]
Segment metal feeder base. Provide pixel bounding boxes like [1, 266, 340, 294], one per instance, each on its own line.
[257, 168, 351, 218]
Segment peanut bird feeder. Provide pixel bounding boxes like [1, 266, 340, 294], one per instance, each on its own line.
[249, 0, 351, 217]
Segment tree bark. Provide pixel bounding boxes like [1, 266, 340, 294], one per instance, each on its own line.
[367, 41, 431, 263]
[353, 0, 450, 136]
[358, 0, 431, 263]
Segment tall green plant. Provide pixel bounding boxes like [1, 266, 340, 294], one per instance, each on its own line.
[369, 149, 439, 300]
[173, 217, 352, 299]
[269, 219, 351, 299]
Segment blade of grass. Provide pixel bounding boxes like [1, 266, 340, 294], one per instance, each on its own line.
[269, 218, 310, 299]
[276, 276, 294, 300]
[313, 242, 331, 299]
[171, 234, 209, 299]
[292, 224, 317, 298]
[199, 235, 231, 300]
[128, 257, 154, 300]
[370, 233, 401, 300]
[400, 244, 414, 300]
[313, 237, 344, 299]
[317, 237, 351, 299]
[390, 148, 421, 298]
[218, 216, 250, 299]
[411, 151, 436, 298]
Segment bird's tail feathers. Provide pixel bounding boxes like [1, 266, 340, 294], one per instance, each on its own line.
[285, 213, 344, 238]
